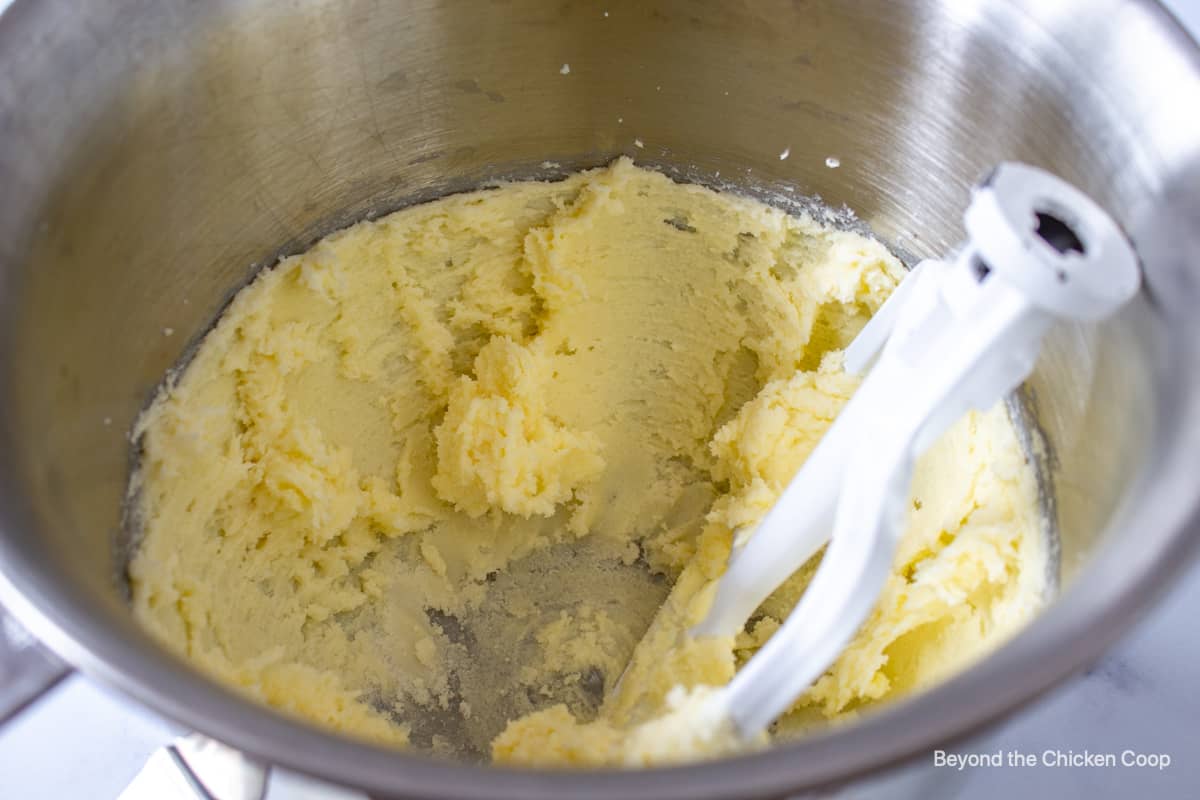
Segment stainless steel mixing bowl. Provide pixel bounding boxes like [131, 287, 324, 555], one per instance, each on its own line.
[1, 1, 1198, 797]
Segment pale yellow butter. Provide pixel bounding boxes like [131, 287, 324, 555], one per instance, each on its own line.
[129, 158, 1046, 764]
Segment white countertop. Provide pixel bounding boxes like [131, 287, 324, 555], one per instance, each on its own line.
[2, 2, 1198, 798]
